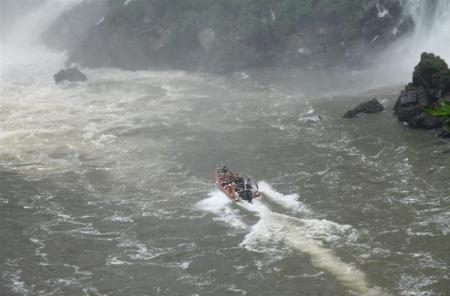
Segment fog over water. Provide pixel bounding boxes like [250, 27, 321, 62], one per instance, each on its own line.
[1, 1, 449, 296]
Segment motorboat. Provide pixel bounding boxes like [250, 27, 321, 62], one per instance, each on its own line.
[214, 166, 261, 202]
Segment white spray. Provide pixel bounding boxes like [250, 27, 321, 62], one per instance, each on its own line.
[257, 181, 310, 214]
[199, 186, 389, 296]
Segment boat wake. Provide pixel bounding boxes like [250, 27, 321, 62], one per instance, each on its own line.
[257, 181, 310, 214]
[198, 183, 388, 296]
[197, 191, 248, 231]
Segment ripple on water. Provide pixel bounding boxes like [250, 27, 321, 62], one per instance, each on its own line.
[2, 260, 31, 295]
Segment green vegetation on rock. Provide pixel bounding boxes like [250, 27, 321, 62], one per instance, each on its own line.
[395, 52, 450, 133]
[425, 100, 450, 128]
[412, 52, 450, 93]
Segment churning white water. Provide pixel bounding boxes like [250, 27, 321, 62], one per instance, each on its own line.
[197, 187, 388, 296]
[383, 0, 450, 77]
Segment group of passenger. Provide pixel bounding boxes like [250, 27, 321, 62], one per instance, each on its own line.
[217, 166, 255, 202]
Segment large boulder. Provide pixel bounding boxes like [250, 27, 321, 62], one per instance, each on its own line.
[394, 52, 450, 130]
[343, 98, 384, 118]
[53, 67, 87, 84]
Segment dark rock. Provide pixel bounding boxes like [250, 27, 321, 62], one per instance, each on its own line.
[53, 67, 87, 84]
[412, 52, 450, 96]
[394, 85, 429, 121]
[408, 112, 445, 130]
[393, 52, 450, 130]
[343, 98, 384, 118]
[438, 130, 450, 139]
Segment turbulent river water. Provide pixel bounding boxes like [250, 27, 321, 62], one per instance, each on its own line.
[1, 2, 450, 296]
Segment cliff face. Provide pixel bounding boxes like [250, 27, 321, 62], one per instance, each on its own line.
[43, 0, 413, 72]
[40, 0, 109, 54]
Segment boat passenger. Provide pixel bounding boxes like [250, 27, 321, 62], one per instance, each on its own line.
[224, 184, 233, 194]
[243, 178, 253, 202]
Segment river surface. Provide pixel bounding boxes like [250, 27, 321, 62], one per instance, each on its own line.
[1, 40, 449, 296]
[1, 1, 450, 294]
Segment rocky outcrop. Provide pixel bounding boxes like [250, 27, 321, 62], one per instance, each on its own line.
[42, 0, 413, 73]
[394, 52, 450, 130]
[343, 98, 384, 118]
[53, 67, 87, 84]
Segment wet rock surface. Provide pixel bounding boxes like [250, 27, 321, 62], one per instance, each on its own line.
[54, 67, 87, 84]
[343, 98, 384, 118]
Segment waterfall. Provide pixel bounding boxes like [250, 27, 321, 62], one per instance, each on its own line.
[376, 0, 450, 82]
[403, 0, 450, 61]
[1, 0, 81, 48]
[0, 0, 82, 84]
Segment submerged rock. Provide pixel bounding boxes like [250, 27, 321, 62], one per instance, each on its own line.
[53, 67, 87, 84]
[343, 98, 384, 118]
[394, 52, 450, 130]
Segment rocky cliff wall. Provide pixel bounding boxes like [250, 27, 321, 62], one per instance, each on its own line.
[42, 0, 414, 72]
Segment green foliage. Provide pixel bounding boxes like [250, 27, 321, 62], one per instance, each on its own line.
[413, 52, 450, 89]
[425, 100, 450, 128]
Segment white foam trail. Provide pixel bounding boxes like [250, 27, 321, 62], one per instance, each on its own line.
[239, 207, 387, 296]
[257, 181, 310, 214]
[196, 190, 248, 230]
[200, 185, 386, 295]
